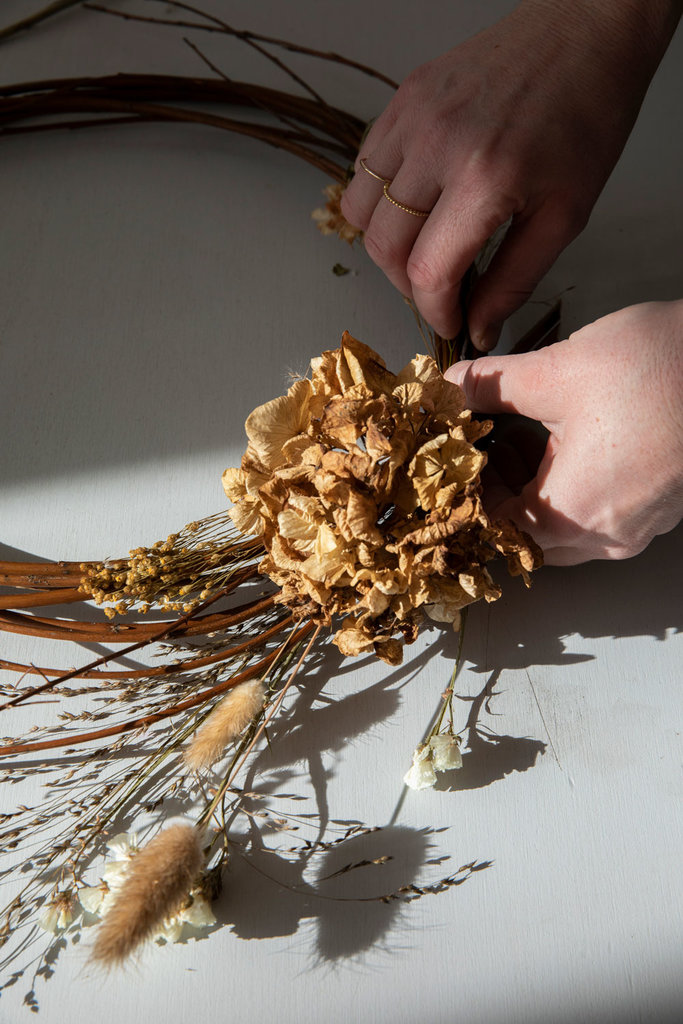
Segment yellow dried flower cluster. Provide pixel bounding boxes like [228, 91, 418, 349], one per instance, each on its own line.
[311, 182, 362, 244]
[79, 514, 244, 617]
[223, 334, 542, 665]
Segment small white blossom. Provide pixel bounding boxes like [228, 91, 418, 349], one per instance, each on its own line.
[79, 827, 216, 945]
[403, 733, 463, 790]
[78, 880, 117, 918]
[77, 832, 138, 922]
[403, 744, 437, 790]
[106, 832, 138, 861]
[38, 892, 77, 934]
[154, 894, 216, 944]
[429, 733, 463, 771]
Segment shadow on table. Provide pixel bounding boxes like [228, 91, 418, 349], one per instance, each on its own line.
[215, 822, 490, 962]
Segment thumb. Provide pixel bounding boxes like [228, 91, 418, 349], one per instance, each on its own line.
[443, 347, 565, 423]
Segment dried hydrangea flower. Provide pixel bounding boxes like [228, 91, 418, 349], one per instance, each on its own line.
[311, 183, 362, 244]
[224, 333, 542, 665]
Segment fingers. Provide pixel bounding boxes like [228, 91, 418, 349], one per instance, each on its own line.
[341, 134, 404, 234]
[342, 137, 442, 300]
[405, 186, 518, 339]
[467, 205, 585, 350]
[345, 169, 520, 338]
[444, 348, 566, 424]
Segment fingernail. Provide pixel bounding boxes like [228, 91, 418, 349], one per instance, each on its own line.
[443, 360, 472, 386]
[472, 322, 502, 352]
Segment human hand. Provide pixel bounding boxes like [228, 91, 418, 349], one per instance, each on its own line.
[444, 301, 683, 565]
[341, 0, 680, 349]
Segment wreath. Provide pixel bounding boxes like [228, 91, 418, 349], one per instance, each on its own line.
[0, 1, 550, 989]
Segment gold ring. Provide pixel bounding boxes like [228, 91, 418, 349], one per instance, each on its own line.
[359, 157, 391, 184]
[382, 182, 429, 217]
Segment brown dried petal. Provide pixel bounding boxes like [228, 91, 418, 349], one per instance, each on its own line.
[373, 637, 403, 666]
[411, 435, 486, 510]
[335, 622, 375, 657]
[281, 434, 322, 466]
[228, 496, 264, 537]
[459, 569, 501, 603]
[337, 332, 397, 395]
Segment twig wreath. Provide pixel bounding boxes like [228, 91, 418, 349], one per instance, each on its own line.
[0, 0, 553, 996]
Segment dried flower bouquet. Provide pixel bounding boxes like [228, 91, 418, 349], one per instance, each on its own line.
[0, 1, 553, 995]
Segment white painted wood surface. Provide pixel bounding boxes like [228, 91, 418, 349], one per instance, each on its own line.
[0, 2, 681, 1021]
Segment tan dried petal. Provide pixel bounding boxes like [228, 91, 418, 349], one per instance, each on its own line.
[373, 637, 403, 666]
[281, 434, 321, 465]
[335, 622, 375, 657]
[337, 331, 396, 395]
[459, 569, 501, 603]
[312, 183, 362, 244]
[277, 507, 318, 555]
[410, 435, 486, 509]
[228, 496, 264, 537]
[341, 491, 383, 546]
[245, 378, 313, 472]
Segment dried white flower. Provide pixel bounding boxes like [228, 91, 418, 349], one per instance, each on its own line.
[154, 894, 216, 944]
[403, 744, 437, 790]
[403, 733, 463, 790]
[82, 826, 214, 960]
[429, 733, 463, 771]
[38, 892, 77, 934]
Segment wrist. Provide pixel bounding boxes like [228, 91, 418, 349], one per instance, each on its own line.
[516, 0, 681, 76]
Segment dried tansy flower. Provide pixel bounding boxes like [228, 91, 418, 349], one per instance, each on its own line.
[223, 334, 542, 665]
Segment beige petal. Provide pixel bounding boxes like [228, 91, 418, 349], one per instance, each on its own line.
[338, 331, 396, 395]
[282, 434, 320, 465]
[228, 497, 264, 537]
[221, 466, 247, 503]
[245, 378, 313, 471]
[277, 508, 318, 554]
[334, 622, 375, 657]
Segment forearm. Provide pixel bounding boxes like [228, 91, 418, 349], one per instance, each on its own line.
[517, 0, 682, 82]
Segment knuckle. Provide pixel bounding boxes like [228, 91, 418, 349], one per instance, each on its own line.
[406, 254, 452, 294]
[414, 115, 451, 159]
[363, 230, 405, 271]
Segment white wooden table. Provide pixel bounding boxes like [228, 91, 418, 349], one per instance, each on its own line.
[1, 2, 681, 1021]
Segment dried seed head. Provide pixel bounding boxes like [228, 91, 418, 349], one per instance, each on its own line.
[184, 679, 266, 770]
[90, 822, 203, 967]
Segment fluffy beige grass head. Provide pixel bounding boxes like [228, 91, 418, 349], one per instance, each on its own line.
[184, 679, 266, 771]
[90, 822, 203, 967]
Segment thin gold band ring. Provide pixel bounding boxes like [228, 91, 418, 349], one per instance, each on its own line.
[359, 156, 390, 184]
[382, 181, 429, 218]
